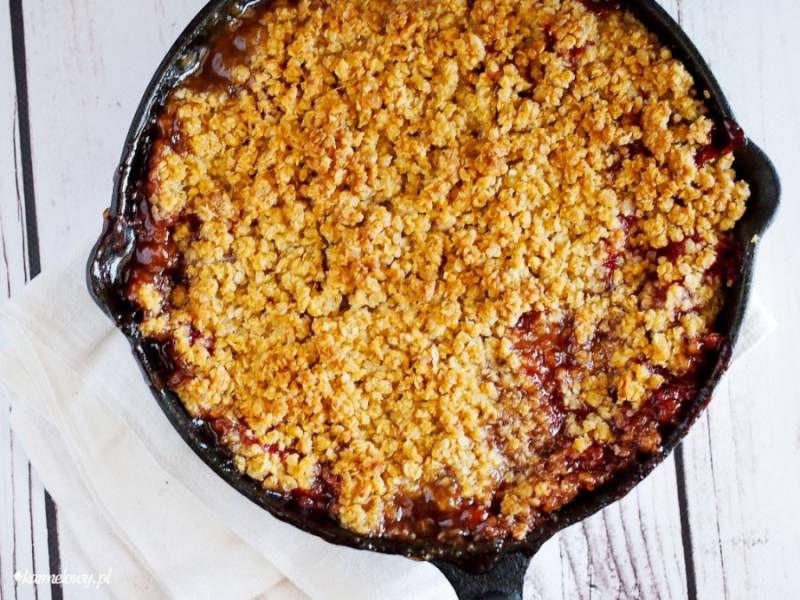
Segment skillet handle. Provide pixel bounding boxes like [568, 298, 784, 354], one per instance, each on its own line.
[433, 552, 529, 600]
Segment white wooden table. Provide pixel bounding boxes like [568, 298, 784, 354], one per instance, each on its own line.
[1, 1, 798, 598]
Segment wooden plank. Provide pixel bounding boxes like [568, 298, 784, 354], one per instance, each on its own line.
[0, 3, 53, 600]
[21, 0, 204, 266]
[670, 1, 800, 599]
[0, 0, 26, 297]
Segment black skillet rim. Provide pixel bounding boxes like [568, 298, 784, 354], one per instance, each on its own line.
[87, 0, 781, 574]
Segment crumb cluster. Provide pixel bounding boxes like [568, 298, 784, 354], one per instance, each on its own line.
[131, 0, 749, 542]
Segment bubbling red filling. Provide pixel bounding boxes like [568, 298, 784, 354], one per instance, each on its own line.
[579, 0, 621, 16]
[696, 119, 746, 167]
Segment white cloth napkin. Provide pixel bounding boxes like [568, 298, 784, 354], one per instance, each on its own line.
[0, 238, 776, 600]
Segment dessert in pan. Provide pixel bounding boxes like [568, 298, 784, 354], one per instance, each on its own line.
[91, 0, 779, 595]
[129, 0, 747, 542]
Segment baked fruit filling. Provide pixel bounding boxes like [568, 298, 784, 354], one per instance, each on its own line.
[127, 0, 749, 543]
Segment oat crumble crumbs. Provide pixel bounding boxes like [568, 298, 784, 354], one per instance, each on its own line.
[129, 0, 750, 543]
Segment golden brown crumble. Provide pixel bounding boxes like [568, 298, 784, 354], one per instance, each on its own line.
[130, 0, 749, 542]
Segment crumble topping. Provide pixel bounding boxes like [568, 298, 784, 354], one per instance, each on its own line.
[129, 0, 749, 542]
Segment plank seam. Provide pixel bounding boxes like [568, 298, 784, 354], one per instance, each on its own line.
[10, 103, 27, 283]
[44, 495, 62, 600]
[26, 465, 39, 600]
[674, 446, 698, 600]
[9, 0, 40, 278]
[704, 416, 729, 600]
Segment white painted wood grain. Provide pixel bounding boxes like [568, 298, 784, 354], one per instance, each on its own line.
[0, 3, 53, 600]
[2, 0, 799, 599]
[674, 1, 800, 599]
[528, 457, 687, 600]
[21, 0, 204, 271]
[0, 0, 26, 296]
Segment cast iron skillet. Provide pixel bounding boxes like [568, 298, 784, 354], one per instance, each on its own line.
[87, 1, 780, 598]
